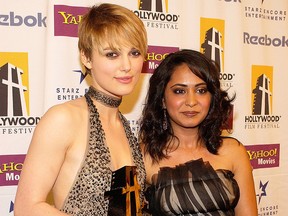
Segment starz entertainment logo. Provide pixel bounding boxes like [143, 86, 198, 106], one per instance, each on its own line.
[55, 69, 90, 102]
[244, 65, 281, 129]
[55, 64, 92, 102]
[257, 180, 268, 204]
[244, 1, 287, 21]
[256, 180, 279, 215]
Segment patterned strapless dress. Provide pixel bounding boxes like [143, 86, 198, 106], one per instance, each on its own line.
[145, 158, 240, 216]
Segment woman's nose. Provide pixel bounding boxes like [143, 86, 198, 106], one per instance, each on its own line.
[120, 56, 131, 72]
[185, 92, 197, 107]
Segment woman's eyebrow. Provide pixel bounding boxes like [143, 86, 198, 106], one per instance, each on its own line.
[170, 82, 207, 88]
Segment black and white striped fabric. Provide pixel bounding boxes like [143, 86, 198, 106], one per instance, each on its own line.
[145, 158, 240, 216]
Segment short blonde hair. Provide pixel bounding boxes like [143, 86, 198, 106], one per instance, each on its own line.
[78, 3, 147, 60]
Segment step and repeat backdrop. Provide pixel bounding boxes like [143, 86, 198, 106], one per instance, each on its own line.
[0, 0, 287, 215]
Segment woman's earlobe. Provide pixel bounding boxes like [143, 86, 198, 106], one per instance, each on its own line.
[80, 51, 92, 70]
[162, 99, 166, 109]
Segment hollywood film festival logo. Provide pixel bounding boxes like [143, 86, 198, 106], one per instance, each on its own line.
[200, 17, 235, 90]
[0, 52, 40, 135]
[134, 0, 179, 30]
[200, 18, 235, 129]
[244, 65, 281, 130]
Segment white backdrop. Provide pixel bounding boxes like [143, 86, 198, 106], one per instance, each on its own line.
[0, 0, 287, 215]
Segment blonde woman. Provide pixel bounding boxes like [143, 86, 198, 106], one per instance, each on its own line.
[15, 3, 147, 216]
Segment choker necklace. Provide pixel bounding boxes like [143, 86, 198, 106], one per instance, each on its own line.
[87, 86, 122, 108]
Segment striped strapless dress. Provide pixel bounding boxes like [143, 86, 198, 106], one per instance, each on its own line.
[145, 158, 240, 216]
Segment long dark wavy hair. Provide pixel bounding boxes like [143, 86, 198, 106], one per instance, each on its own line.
[138, 49, 235, 163]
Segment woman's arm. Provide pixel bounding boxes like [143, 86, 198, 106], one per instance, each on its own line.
[232, 141, 258, 216]
[14, 104, 75, 216]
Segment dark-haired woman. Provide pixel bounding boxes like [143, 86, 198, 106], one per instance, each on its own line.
[139, 49, 257, 215]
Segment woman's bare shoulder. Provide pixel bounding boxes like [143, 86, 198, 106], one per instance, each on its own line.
[221, 137, 243, 150]
[42, 97, 87, 123]
[218, 137, 248, 162]
[32, 97, 88, 142]
[220, 137, 251, 171]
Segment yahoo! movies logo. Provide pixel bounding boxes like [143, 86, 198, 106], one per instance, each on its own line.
[245, 144, 279, 169]
[200, 18, 235, 90]
[54, 5, 88, 37]
[0, 155, 25, 186]
[244, 65, 281, 129]
[0, 52, 39, 135]
[142, 45, 179, 73]
[134, 0, 179, 30]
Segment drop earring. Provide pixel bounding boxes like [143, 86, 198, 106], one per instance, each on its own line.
[162, 109, 168, 131]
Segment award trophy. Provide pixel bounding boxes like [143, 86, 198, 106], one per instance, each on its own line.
[105, 166, 142, 216]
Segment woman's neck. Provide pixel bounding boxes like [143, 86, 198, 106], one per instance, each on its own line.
[87, 86, 122, 108]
